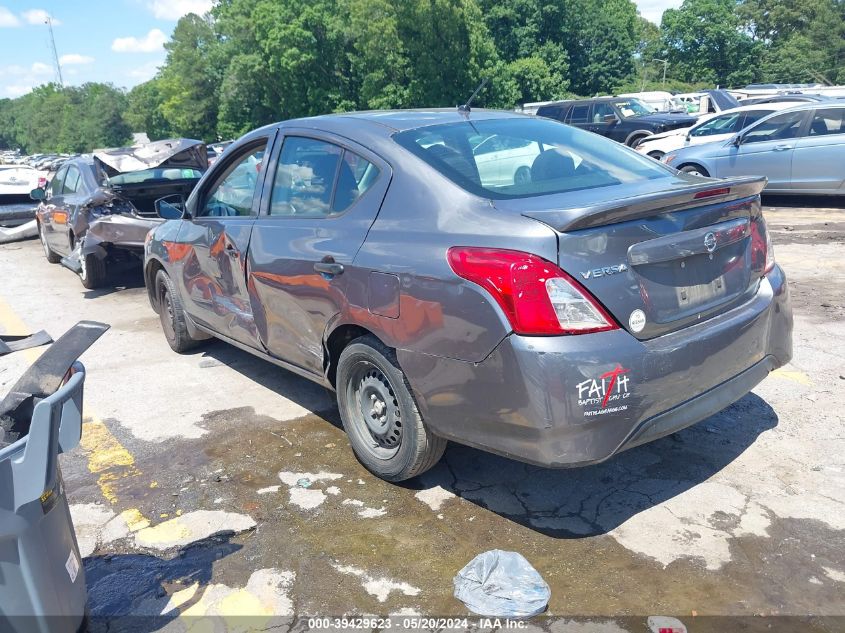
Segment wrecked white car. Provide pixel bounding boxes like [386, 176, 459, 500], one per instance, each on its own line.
[32, 138, 206, 288]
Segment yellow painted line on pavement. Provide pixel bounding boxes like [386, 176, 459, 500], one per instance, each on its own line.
[0, 295, 149, 519]
[771, 367, 813, 386]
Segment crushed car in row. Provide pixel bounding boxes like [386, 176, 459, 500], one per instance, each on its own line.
[31, 138, 207, 288]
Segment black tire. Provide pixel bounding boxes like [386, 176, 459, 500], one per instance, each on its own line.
[514, 165, 531, 185]
[647, 150, 665, 161]
[336, 335, 446, 482]
[39, 221, 61, 264]
[626, 133, 650, 148]
[680, 164, 710, 177]
[155, 269, 201, 353]
[79, 251, 107, 289]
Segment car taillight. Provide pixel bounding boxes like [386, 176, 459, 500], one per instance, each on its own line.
[447, 247, 618, 335]
[750, 216, 775, 274]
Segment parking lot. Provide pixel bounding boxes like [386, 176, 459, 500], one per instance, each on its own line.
[1, 197, 844, 631]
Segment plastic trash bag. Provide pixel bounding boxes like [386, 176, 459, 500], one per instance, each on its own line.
[453, 550, 550, 618]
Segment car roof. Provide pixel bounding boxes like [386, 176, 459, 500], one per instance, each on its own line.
[279, 108, 530, 134]
[717, 101, 803, 115]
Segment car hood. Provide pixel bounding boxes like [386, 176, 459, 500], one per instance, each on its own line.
[666, 138, 731, 162]
[628, 112, 698, 126]
[93, 138, 206, 175]
[640, 127, 691, 143]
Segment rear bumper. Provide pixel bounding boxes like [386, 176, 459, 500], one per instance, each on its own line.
[399, 265, 792, 468]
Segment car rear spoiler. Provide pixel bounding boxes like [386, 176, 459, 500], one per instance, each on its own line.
[520, 175, 767, 233]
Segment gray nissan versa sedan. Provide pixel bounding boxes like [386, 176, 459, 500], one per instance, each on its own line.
[143, 109, 792, 482]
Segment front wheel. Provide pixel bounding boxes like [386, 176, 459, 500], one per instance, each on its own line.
[647, 150, 665, 161]
[680, 164, 710, 177]
[336, 335, 446, 482]
[156, 269, 201, 353]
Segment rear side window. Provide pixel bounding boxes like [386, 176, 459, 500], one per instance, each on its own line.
[566, 104, 590, 124]
[537, 105, 564, 120]
[50, 167, 67, 197]
[394, 117, 670, 200]
[62, 166, 81, 194]
[269, 137, 379, 217]
[809, 108, 845, 136]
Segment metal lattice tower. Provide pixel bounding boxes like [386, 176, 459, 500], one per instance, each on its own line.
[46, 16, 63, 87]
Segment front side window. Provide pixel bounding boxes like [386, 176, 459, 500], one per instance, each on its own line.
[809, 108, 845, 136]
[591, 103, 616, 123]
[394, 117, 670, 200]
[690, 113, 743, 137]
[269, 137, 379, 217]
[743, 111, 806, 144]
[198, 143, 266, 217]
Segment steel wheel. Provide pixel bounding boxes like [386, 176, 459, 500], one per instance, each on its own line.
[336, 335, 446, 481]
[159, 285, 177, 343]
[345, 360, 402, 460]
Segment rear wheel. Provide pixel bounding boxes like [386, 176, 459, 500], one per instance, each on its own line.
[78, 246, 107, 289]
[680, 164, 710, 177]
[39, 222, 61, 264]
[336, 335, 446, 482]
[156, 269, 201, 353]
[514, 166, 531, 185]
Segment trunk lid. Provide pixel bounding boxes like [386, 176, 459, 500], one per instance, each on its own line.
[93, 138, 207, 174]
[497, 175, 768, 339]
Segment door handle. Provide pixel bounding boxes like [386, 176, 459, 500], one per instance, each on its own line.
[314, 259, 344, 277]
[773, 144, 793, 151]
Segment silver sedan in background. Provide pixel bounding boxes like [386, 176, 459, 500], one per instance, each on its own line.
[663, 103, 845, 195]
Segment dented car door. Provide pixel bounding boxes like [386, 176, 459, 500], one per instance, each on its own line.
[247, 131, 390, 374]
[175, 138, 272, 348]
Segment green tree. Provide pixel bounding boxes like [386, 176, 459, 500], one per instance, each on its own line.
[740, 0, 845, 83]
[158, 13, 222, 140]
[568, 0, 639, 95]
[661, 0, 760, 86]
[126, 79, 172, 141]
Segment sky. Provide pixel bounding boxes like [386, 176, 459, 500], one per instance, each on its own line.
[0, 0, 683, 100]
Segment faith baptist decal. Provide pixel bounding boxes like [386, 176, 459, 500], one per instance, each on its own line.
[576, 365, 631, 416]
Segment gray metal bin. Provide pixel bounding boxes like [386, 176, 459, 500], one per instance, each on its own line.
[1, 321, 109, 633]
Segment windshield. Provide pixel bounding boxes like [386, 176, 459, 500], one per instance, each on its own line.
[394, 117, 671, 200]
[108, 167, 203, 185]
[615, 99, 653, 117]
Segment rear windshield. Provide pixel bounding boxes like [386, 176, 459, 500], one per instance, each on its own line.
[394, 117, 670, 199]
[109, 167, 203, 185]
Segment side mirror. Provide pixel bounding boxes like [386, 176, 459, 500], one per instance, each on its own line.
[603, 114, 619, 124]
[29, 187, 46, 201]
[731, 135, 742, 147]
[154, 194, 187, 220]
